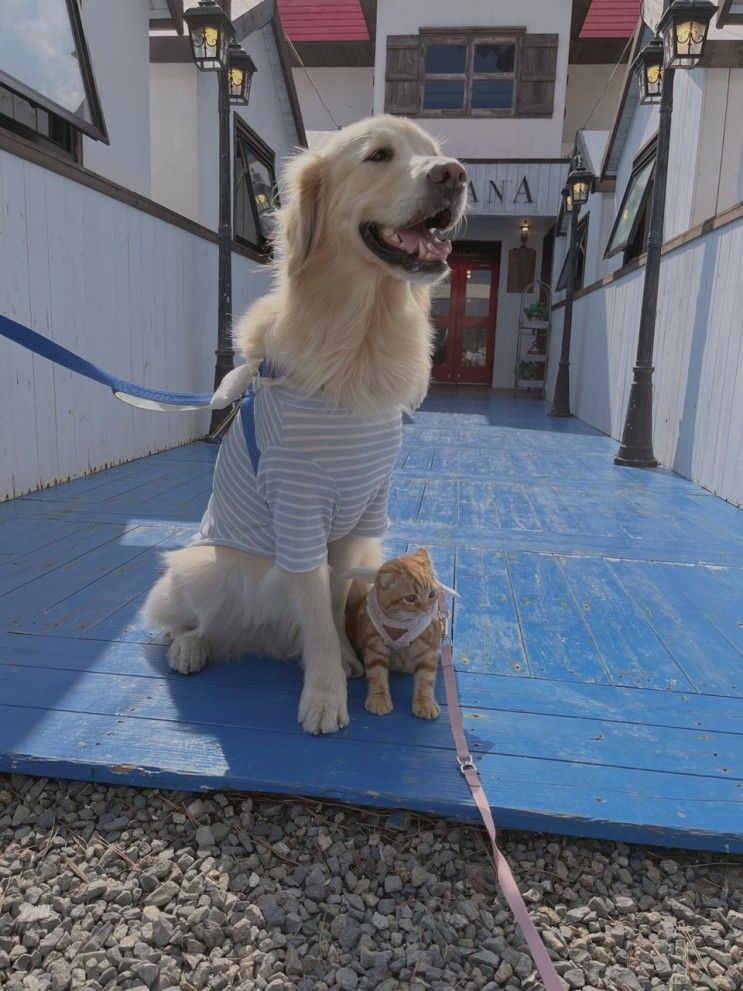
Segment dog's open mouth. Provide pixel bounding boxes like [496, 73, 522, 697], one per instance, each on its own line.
[360, 208, 454, 273]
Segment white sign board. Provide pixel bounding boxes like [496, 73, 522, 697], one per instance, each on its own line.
[465, 161, 569, 217]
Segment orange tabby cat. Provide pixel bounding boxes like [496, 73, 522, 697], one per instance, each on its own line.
[345, 548, 447, 719]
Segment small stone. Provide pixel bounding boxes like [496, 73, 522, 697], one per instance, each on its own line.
[471, 949, 500, 971]
[614, 896, 635, 913]
[15, 904, 59, 927]
[564, 969, 585, 989]
[145, 881, 180, 908]
[335, 966, 359, 990]
[371, 912, 389, 931]
[194, 825, 215, 848]
[49, 963, 72, 991]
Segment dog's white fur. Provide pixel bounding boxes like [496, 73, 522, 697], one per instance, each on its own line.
[144, 116, 467, 734]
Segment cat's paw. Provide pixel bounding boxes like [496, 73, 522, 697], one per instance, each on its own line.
[299, 685, 350, 735]
[168, 632, 209, 675]
[412, 696, 440, 719]
[365, 692, 393, 716]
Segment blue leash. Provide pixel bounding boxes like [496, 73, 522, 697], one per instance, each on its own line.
[0, 312, 212, 411]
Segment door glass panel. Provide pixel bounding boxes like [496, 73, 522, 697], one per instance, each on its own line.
[431, 277, 451, 316]
[460, 328, 488, 367]
[464, 269, 491, 316]
[432, 326, 449, 366]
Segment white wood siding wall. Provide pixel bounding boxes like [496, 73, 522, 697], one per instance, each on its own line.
[0, 150, 271, 501]
[554, 215, 743, 507]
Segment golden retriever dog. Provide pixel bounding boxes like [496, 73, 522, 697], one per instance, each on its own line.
[143, 115, 467, 735]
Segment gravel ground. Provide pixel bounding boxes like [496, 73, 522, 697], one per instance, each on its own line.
[1, 773, 741, 991]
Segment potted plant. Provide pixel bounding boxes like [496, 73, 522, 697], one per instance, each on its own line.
[523, 301, 549, 325]
[514, 360, 545, 384]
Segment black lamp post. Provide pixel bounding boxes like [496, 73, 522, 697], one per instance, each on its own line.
[549, 156, 594, 418]
[183, 0, 258, 437]
[615, 0, 716, 466]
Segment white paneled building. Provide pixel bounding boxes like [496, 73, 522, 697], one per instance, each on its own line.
[549, 8, 743, 506]
[0, 0, 305, 501]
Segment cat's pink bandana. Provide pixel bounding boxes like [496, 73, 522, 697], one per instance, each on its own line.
[365, 584, 438, 650]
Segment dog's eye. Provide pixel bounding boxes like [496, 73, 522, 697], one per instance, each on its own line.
[366, 148, 393, 163]
[404, 594, 417, 603]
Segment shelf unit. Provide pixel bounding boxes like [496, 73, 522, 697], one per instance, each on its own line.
[513, 279, 552, 400]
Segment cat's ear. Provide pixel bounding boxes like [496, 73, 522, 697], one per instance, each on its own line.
[412, 547, 432, 564]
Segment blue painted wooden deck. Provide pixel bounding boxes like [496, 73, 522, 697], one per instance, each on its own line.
[0, 390, 741, 852]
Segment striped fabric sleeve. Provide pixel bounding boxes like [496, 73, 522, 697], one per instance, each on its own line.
[352, 479, 392, 538]
[256, 448, 339, 573]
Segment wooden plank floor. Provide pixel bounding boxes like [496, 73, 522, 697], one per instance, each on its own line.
[1, 389, 741, 852]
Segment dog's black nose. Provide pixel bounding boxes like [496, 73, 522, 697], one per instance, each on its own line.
[427, 159, 467, 188]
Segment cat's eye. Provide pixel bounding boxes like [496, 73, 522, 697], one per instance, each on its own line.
[366, 147, 393, 163]
[404, 594, 417, 603]
[428, 590, 437, 599]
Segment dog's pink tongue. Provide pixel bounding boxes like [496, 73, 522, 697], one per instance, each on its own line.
[398, 227, 452, 260]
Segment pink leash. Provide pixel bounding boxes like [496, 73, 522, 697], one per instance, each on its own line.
[437, 590, 566, 991]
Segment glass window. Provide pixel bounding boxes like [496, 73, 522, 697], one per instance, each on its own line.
[461, 328, 488, 367]
[234, 121, 278, 257]
[605, 150, 656, 259]
[0, 0, 106, 142]
[471, 79, 513, 110]
[432, 326, 449, 366]
[423, 80, 465, 111]
[425, 44, 466, 74]
[420, 34, 518, 116]
[474, 43, 515, 73]
[430, 278, 451, 317]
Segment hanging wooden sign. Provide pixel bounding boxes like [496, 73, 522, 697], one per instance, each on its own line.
[507, 245, 536, 293]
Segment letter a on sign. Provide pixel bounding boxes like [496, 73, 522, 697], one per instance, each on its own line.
[468, 181, 478, 203]
[513, 176, 534, 204]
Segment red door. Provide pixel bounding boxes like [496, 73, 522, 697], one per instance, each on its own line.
[431, 257, 499, 384]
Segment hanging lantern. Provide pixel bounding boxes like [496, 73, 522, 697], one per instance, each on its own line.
[227, 44, 256, 104]
[658, 0, 717, 70]
[183, 0, 233, 71]
[561, 185, 573, 215]
[634, 36, 664, 104]
[567, 156, 595, 208]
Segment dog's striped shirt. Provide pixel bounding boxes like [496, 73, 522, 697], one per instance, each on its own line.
[194, 382, 402, 572]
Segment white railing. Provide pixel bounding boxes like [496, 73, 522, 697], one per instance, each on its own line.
[0, 148, 272, 501]
[550, 209, 743, 507]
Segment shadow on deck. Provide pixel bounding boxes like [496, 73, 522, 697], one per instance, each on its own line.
[0, 390, 741, 852]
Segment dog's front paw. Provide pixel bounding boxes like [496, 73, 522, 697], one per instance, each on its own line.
[412, 695, 440, 719]
[168, 632, 209, 675]
[299, 686, 349, 735]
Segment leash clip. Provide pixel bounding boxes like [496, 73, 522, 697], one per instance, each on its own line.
[457, 753, 477, 774]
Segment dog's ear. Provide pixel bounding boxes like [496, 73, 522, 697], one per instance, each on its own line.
[279, 151, 326, 276]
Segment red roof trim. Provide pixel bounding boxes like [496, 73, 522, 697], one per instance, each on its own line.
[580, 0, 641, 38]
[276, 0, 369, 42]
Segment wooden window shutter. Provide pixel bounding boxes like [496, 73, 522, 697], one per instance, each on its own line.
[517, 34, 558, 117]
[384, 35, 420, 115]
